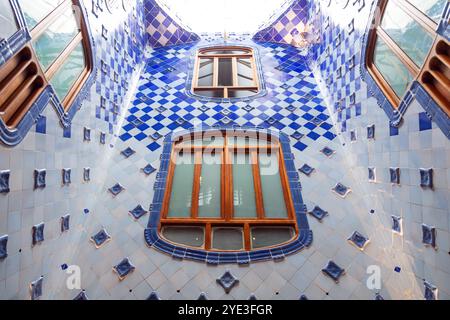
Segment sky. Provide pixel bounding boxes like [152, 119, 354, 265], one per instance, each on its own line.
[158, 0, 287, 33]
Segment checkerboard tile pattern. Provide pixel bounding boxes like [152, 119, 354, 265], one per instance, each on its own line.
[118, 40, 337, 152]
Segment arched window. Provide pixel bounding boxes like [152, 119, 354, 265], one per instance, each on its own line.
[192, 46, 260, 98]
[366, 0, 449, 115]
[0, 0, 92, 128]
[159, 130, 298, 251]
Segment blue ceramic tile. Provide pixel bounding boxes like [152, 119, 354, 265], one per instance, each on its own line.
[142, 164, 156, 175]
[216, 270, 239, 294]
[394, 266, 401, 273]
[350, 130, 357, 142]
[83, 168, 91, 182]
[367, 124, 375, 139]
[129, 205, 148, 220]
[61, 215, 70, 232]
[389, 168, 400, 184]
[108, 183, 124, 196]
[320, 146, 335, 157]
[83, 127, 91, 141]
[0, 170, 10, 193]
[368, 167, 375, 182]
[91, 229, 111, 248]
[424, 281, 437, 300]
[62, 168, 71, 185]
[100, 132, 106, 145]
[32, 223, 45, 245]
[322, 260, 345, 283]
[375, 293, 384, 300]
[113, 257, 135, 280]
[347, 231, 369, 250]
[0, 235, 8, 259]
[422, 224, 437, 249]
[418, 112, 432, 131]
[419, 168, 433, 188]
[308, 206, 328, 221]
[121, 147, 136, 158]
[391, 216, 402, 234]
[197, 292, 208, 300]
[332, 182, 351, 198]
[299, 163, 314, 176]
[299, 294, 308, 300]
[30, 276, 43, 300]
[73, 290, 89, 300]
[248, 294, 257, 300]
[35, 116, 46, 134]
[34, 169, 46, 189]
[146, 291, 161, 300]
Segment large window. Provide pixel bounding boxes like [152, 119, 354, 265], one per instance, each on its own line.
[0, 0, 91, 128]
[367, 0, 449, 115]
[20, 0, 91, 108]
[159, 131, 297, 251]
[192, 46, 260, 98]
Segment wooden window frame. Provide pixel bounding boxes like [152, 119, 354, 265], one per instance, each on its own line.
[366, 0, 440, 107]
[159, 131, 298, 252]
[192, 46, 260, 98]
[28, 0, 92, 111]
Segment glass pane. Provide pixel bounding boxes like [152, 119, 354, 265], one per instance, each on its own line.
[258, 153, 288, 218]
[233, 152, 257, 218]
[33, 6, 79, 71]
[251, 227, 294, 249]
[162, 226, 204, 247]
[50, 42, 85, 100]
[194, 90, 224, 98]
[407, 0, 447, 22]
[381, 0, 434, 66]
[373, 38, 414, 98]
[0, 1, 19, 40]
[218, 58, 233, 86]
[167, 152, 195, 218]
[197, 58, 213, 86]
[237, 58, 254, 86]
[212, 228, 243, 250]
[19, 0, 65, 30]
[198, 152, 221, 217]
[228, 90, 258, 98]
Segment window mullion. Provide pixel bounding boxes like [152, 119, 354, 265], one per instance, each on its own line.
[191, 151, 202, 218]
[232, 57, 238, 87]
[225, 143, 233, 221]
[45, 32, 82, 80]
[213, 57, 218, 87]
[244, 223, 251, 250]
[251, 150, 265, 219]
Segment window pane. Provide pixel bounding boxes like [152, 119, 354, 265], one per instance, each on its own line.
[33, 6, 80, 71]
[251, 227, 294, 249]
[218, 58, 233, 86]
[198, 152, 221, 218]
[0, 1, 19, 40]
[381, 0, 434, 66]
[19, 0, 65, 30]
[258, 153, 288, 218]
[373, 38, 414, 98]
[177, 134, 224, 147]
[237, 58, 255, 86]
[50, 42, 85, 100]
[194, 89, 223, 97]
[407, 0, 447, 22]
[233, 153, 257, 218]
[167, 152, 195, 218]
[229, 136, 273, 147]
[228, 90, 258, 98]
[162, 226, 204, 247]
[197, 58, 213, 86]
[212, 228, 243, 250]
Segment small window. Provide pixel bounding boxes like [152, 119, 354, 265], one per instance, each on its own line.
[192, 46, 260, 98]
[367, 0, 449, 115]
[159, 131, 298, 251]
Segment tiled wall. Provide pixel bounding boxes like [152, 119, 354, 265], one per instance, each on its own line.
[0, 0, 449, 300]
[306, 0, 450, 298]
